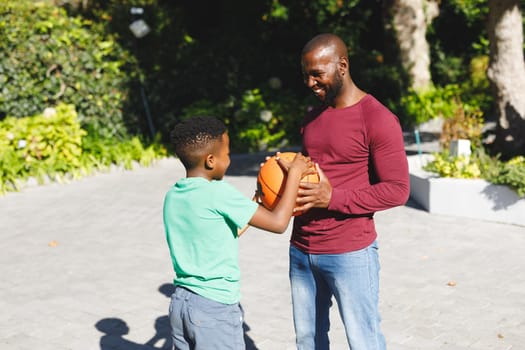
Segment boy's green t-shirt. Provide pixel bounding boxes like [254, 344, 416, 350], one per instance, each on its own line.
[163, 177, 258, 304]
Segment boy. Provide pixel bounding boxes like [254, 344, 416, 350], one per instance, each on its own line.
[163, 116, 312, 350]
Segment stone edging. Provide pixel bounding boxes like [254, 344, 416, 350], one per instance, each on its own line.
[408, 155, 525, 227]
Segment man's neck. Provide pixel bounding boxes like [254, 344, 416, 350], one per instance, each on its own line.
[330, 80, 366, 109]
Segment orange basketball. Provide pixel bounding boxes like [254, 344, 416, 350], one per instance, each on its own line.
[256, 152, 319, 216]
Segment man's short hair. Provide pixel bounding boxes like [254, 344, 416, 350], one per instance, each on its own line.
[302, 33, 348, 59]
[171, 116, 227, 169]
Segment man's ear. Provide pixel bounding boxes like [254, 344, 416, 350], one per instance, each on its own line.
[204, 154, 214, 170]
[338, 56, 348, 75]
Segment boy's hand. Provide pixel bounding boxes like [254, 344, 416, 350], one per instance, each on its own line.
[275, 152, 313, 176]
[291, 152, 314, 177]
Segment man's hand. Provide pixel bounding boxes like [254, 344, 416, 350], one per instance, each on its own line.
[295, 163, 332, 213]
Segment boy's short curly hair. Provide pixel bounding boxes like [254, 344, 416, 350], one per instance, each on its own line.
[171, 116, 227, 170]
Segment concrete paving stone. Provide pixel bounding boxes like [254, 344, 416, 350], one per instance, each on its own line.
[388, 344, 424, 350]
[1, 333, 47, 350]
[383, 324, 415, 345]
[469, 331, 523, 349]
[250, 339, 296, 350]
[403, 335, 445, 348]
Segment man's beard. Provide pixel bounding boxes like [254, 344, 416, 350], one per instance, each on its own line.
[322, 72, 343, 106]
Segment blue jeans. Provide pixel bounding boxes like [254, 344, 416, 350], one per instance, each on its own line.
[289, 241, 386, 350]
[169, 286, 244, 350]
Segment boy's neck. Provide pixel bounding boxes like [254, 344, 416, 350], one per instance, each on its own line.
[186, 169, 213, 181]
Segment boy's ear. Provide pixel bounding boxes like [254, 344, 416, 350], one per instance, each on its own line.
[204, 154, 214, 170]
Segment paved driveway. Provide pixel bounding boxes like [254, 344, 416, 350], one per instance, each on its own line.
[1, 155, 524, 349]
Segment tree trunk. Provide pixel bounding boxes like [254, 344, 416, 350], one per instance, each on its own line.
[391, 0, 439, 92]
[487, 0, 525, 159]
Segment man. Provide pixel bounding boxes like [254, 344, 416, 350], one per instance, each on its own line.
[291, 33, 410, 350]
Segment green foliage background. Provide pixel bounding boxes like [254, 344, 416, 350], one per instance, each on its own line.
[0, 103, 166, 194]
[73, 0, 408, 151]
[0, 1, 140, 138]
[3, 0, 523, 150]
[1, 1, 524, 170]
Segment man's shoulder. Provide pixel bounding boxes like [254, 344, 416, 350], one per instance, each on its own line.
[360, 94, 390, 112]
[360, 94, 398, 123]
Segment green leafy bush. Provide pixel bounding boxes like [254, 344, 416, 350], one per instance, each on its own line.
[423, 149, 525, 197]
[423, 152, 481, 179]
[178, 88, 304, 153]
[440, 104, 484, 151]
[0, 104, 86, 191]
[0, 104, 166, 195]
[229, 89, 287, 152]
[80, 133, 166, 172]
[0, 1, 137, 138]
[483, 155, 525, 197]
[401, 55, 492, 129]
[401, 84, 464, 126]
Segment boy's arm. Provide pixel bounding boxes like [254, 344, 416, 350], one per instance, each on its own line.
[248, 153, 313, 234]
[238, 190, 262, 237]
[238, 225, 249, 237]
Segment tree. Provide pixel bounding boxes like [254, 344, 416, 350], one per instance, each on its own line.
[391, 0, 440, 91]
[487, 0, 525, 159]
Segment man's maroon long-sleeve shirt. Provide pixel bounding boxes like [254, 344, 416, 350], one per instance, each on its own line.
[292, 94, 410, 254]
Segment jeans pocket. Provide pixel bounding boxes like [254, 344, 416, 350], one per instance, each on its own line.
[188, 302, 241, 329]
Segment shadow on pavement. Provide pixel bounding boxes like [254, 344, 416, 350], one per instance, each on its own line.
[404, 197, 425, 210]
[96, 317, 162, 350]
[95, 283, 259, 349]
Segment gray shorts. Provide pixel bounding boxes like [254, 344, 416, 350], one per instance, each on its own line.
[169, 286, 245, 350]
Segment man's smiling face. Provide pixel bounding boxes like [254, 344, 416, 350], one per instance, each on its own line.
[301, 47, 343, 106]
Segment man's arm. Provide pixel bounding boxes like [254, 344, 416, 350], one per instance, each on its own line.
[329, 113, 409, 214]
[296, 113, 409, 215]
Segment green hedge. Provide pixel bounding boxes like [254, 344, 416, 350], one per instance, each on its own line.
[0, 1, 137, 138]
[0, 104, 166, 195]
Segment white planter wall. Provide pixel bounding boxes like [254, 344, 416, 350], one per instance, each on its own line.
[408, 155, 525, 227]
